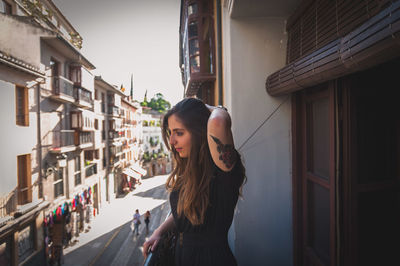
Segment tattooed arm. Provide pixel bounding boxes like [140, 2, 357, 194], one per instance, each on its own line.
[207, 107, 237, 171]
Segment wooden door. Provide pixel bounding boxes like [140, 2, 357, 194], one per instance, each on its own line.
[298, 84, 336, 266]
[342, 60, 400, 266]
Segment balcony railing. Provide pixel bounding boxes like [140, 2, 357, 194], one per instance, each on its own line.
[0, 188, 18, 217]
[75, 131, 93, 146]
[109, 156, 120, 165]
[74, 87, 93, 107]
[85, 163, 97, 177]
[108, 130, 120, 139]
[52, 76, 75, 99]
[108, 106, 119, 116]
[110, 146, 123, 156]
[53, 130, 75, 149]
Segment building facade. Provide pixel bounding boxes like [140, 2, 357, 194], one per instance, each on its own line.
[0, 1, 145, 264]
[179, 0, 400, 265]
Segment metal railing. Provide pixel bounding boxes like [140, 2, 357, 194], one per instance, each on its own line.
[0, 188, 18, 217]
[108, 106, 119, 116]
[143, 211, 172, 266]
[53, 130, 75, 148]
[52, 76, 74, 98]
[108, 130, 120, 139]
[75, 87, 93, 104]
[85, 163, 97, 177]
[77, 131, 93, 145]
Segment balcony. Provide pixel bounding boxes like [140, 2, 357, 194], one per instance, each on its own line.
[108, 130, 121, 140]
[51, 130, 76, 153]
[108, 105, 119, 117]
[110, 145, 123, 157]
[74, 87, 93, 109]
[85, 163, 97, 178]
[0, 188, 17, 218]
[75, 131, 93, 149]
[109, 155, 120, 167]
[50, 76, 75, 103]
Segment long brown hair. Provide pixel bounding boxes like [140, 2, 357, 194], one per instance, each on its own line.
[162, 98, 214, 225]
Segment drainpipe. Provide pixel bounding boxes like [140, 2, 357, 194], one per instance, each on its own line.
[216, 0, 223, 105]
[36, 83, 43, 199]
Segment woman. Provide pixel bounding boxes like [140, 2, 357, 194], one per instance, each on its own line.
[144, 210, 151, 235]
[142, 98, 246, 266]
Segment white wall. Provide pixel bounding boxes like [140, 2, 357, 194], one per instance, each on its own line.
[81, 67, 94, 92]
[224, 16, 293, 265]
[0, 79, 37, 197]
[0, 13, 50, 68]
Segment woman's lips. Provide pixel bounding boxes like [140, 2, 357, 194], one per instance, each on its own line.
[175, 148, 182, 152]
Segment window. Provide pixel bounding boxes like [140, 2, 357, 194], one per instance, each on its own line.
[95, 89, 99, 100]
[95, 119, 99, 130]
[0, 0, 12, 14]
[17, 154, 32, 205]
[0, 237, 12, 266]
[16, 86, 29, 126]
[188, 3, 197, 16]
[18, 224, 35, 262]
[188, 20, 200, 73]
[54, 169, 64, 198]
[69, 66, 81, 85]
[74, 156, 81, 186]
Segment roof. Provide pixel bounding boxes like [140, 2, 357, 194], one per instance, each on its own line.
[94, 76, 125, 96]
[0, 50, 45, 77]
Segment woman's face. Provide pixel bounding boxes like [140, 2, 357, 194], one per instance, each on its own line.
[168, 114, 192, 158]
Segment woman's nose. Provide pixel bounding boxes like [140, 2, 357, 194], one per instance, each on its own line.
[169, 135, 176, 145]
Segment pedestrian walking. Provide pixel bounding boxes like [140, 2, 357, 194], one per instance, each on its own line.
[144, 210, 151, 235]
[142, 98, 246, 265]
[132, 209, 141, 236]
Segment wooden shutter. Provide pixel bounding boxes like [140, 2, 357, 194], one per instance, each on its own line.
[15, 86, 29, 126]
[17, 154, 32, 205]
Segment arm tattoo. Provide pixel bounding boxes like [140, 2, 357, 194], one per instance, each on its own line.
[210, 135, 237, 168]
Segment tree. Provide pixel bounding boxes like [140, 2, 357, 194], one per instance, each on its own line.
[141, 93, 171, 113]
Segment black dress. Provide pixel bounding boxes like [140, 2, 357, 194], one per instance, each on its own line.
[170, 158, 244, 266]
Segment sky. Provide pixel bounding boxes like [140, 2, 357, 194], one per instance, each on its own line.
[53, 0, 183, 105]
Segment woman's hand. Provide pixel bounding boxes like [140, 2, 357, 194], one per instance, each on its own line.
[142, 229, 162, 258]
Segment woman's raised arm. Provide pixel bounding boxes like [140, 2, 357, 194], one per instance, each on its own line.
[206, 105, 237, 172]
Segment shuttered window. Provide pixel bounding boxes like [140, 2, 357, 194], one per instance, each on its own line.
[17, 154, 32, 205]
[16, 86, 29, 126]
[287, 0, 391, 63]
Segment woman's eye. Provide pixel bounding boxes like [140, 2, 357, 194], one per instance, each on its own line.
[177, 132, 183, 136]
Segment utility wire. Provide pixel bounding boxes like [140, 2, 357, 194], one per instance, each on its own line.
[237, 96, 290, 151]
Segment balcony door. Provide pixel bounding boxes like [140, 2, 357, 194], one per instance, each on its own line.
[342, 60, 400, 266]
[294, 84, 336, 266]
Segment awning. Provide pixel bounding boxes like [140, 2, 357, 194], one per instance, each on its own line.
[266, 1, 400, 96]
[123, 168, 141, 179]
[130, 164, 147, 176]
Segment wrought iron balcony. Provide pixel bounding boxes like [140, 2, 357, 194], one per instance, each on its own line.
[85, 163, 97, 177]
[0, 188, 18, 218]
[75, 131, 93, 149]
[108, 130, 120, 140]
[50, 76, 75, 103]
[74, 87, 93, 109]
[51, 130, 76, 153]
[108, 105, 119, 117]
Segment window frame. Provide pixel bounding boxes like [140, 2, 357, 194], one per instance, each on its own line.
[17, 154, 32, 205]
[15, 86, 29, 127]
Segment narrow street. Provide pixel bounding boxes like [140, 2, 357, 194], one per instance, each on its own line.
[63, 174, 171, 266]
